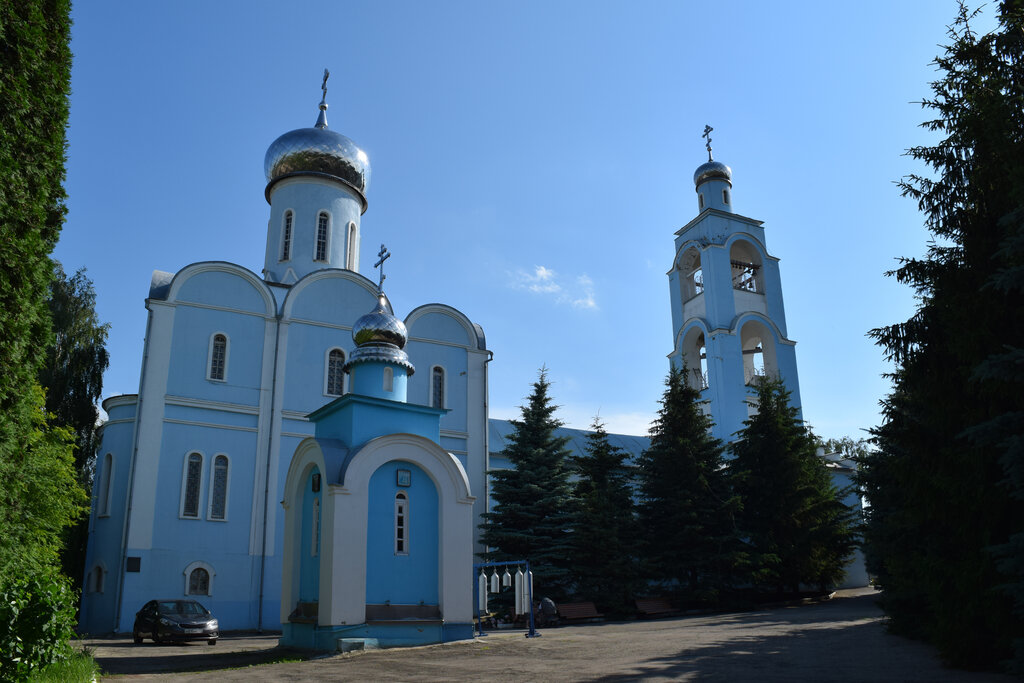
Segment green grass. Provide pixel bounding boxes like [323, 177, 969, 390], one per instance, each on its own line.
[28, 650, 99, 683]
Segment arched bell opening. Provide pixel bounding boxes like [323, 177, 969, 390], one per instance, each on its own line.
[729, 239, 764, 294]
[681, 326, 709, 391]
[739, 319, 778, 386]
[678, 247, 704, 302]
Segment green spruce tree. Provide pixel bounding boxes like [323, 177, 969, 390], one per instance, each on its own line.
[479, 369, 575, 598]
[568, 418, 640, 616]
[729, 377, 856, 595]
[862, 1, 1024, 669]
[637, 366, 739, 604]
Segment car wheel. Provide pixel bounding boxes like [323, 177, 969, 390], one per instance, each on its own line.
[133, 630, 143, 645]
[208, 639, 217, 645]
[152, 631, 163, 644]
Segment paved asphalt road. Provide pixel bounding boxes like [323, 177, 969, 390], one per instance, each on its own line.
[86, 588, 1019, 681]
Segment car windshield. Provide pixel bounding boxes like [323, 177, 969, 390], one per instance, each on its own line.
[157, 601, 208, 616]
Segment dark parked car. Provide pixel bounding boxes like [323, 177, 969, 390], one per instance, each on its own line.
[133, 599, 219, 645]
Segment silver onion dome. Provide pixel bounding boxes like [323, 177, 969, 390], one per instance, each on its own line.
[693, 159, 732, 187]
[264, 110, 370, 212]
[345, 294, 415, 375]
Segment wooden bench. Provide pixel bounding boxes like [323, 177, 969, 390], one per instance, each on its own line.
[556, 601, 604, 623]
[635, 597, 680, 618]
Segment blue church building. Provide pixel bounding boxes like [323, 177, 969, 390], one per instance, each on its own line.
[80, 81, 492, 638]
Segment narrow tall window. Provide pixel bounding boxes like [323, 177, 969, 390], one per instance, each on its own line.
[698, 193, 705, 210]
[315, 212, 329, 262]
[395, 492, 408, 555]
[723, 189, 731, 205]
[188, 567, 210, 595]
[346, 222, 357, 270]
[99, 453, 113, 516]
[209, 334, 227, 381]
[312, 498, 321, 557]
[431, 366, 445, 408]
[93, 567, 104, 593]
[183, 453, 203, 518]
[326, 349, 345, 396]
[281, 210, 293, 261]
[209, 455, 228, 520]
[383, 366, 394, 392]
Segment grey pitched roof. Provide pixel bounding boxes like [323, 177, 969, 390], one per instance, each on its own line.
[487, 418, 650, 462]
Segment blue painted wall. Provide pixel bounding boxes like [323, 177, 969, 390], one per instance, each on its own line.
[299, 467, 322, 602]
[365, 461, 438, 605]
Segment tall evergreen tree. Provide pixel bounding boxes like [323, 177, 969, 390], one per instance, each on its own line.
[568, 418, 640, 615]
[0, 0, 82, 574]
[862, 1, 1024, 669]
[637, 366, 739, 603]
[479, 369, 575, 598]
[0, 2, 86, 676]
[39, 263, 110, 593]
[729, 377, 856, 594]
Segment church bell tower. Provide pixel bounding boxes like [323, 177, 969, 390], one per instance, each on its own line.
[667, 126, 802, 442]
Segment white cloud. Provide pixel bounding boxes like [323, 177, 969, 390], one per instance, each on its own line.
[511, 266, 598, 310]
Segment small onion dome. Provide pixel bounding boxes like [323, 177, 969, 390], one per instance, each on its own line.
[693, 159, 732, 187]
[264, 126, 371, 212]
[345, 294, 415, 375]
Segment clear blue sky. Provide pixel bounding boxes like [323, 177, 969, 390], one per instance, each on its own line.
[56, 1, 992, 438]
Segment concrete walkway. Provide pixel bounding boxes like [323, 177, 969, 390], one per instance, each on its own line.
[89, 588, 1018, 681]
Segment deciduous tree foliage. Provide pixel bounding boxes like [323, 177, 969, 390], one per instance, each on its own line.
[568, 418, 641, 615]
[40, 263, 110, 593]
[729, 378, 856, 594]
[861, 1, 1024, 670]
[637, 366, 740, 602]
[479, 369, 576, 598]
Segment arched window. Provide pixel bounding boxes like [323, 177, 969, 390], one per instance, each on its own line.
[723, 189, 731, 205]
[281, 210, 293, 261]
[188, 567, 210, 595]
[98, 453, 113, 517]
[431, 366, 445, 409]
[326, 349, 345, 396]
[314, 211, 330, 262]
[698, 192, 705, 210]
[383, 366, 394, 392]
[208, 333, 227, 381]
[181, 452, 203, 518]
[183, 561, 216, 596]
[395, 491, 408, 555]
[346, 221, 357, 270]
[209, 455, 229, 520]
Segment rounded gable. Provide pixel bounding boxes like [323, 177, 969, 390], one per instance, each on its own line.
[164, 262, 276, 317]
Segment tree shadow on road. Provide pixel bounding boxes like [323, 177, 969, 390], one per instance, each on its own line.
[588, 595, 1009, 683]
